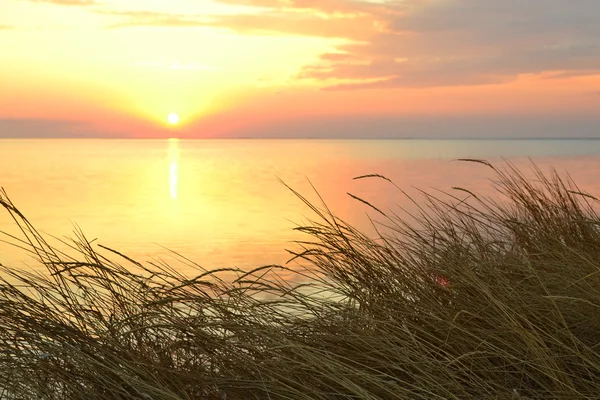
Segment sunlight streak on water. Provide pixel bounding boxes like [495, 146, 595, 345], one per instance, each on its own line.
[168, 139, 179, 200]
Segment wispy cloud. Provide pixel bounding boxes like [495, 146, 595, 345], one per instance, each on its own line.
[297, 0, 600, 89]
[133, 60, 221, 71]
[207, 12, 376, 39]
[23, 0, 100, 5]
[215, 0, 387, 15]
[99, 10, 211, 28]
[86, 0, 600, 90]
[100, 8, 377, 39]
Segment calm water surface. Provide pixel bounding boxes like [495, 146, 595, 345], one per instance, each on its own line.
[2, 139, 600, 273]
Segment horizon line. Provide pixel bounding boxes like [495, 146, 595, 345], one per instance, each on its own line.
[1, 136, 600, 141]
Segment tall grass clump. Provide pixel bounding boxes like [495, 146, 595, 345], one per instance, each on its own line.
[1, 161, 599, 399]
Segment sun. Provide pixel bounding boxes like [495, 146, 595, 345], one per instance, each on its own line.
[168, 113, 180, 125]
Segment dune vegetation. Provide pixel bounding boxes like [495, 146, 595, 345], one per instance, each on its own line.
[1, 161, 599, 399]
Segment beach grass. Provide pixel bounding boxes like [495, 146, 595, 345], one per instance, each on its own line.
[1, 161, 599, 399]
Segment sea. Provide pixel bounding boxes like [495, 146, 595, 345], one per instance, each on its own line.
[2, 138, 600, 274]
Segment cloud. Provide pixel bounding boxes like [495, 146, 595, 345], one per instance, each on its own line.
[6, 116, 599, 139]
[100, 10, 211, 28]
[101, 9, 376, 39]
[23, 0, 99, 5]
[94, 0, 600, 89]
[215, 0, 387, 16]
[298, 0, 600, 89]
[0, 119, 119, 138]
[206, 12, 375, 39]
[214, 114, 600, 139]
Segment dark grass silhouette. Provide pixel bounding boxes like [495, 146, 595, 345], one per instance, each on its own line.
[1, 161, 599, 399]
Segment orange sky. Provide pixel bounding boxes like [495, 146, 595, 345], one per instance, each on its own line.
[1, 0, 599, 138]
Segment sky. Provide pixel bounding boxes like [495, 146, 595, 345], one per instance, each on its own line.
[0, 0, 599, 138]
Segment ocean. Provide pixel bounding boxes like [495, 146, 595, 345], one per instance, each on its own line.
[2, 138, 600, 272]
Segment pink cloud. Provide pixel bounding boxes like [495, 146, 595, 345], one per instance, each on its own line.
[97, 0, 600, 89]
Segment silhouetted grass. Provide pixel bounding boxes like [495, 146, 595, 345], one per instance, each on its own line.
[1, 161, 599, 399]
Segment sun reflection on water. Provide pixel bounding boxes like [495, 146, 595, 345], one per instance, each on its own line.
[168, 138, 179, 200]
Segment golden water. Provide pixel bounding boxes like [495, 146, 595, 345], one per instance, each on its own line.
[2, 138, 600, 273]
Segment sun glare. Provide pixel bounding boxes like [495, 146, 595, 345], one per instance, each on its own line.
[168, 113, 180, 125]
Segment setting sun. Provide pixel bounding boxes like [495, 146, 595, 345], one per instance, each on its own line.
[168, 113, 180, 125]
